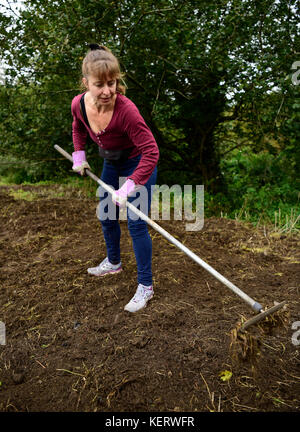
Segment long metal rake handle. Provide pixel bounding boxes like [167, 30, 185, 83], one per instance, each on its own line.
[54, 145, 263, 313]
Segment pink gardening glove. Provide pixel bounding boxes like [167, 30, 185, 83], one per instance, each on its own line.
[112, 179, 136, 207]
[72, 151, 91, 175]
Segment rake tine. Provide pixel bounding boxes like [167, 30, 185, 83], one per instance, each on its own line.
[241, 301, 287, 332]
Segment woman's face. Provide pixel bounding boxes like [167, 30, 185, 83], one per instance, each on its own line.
[83, 74, 117, 108]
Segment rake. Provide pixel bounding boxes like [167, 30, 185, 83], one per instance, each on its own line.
[54, 145, 287, 331]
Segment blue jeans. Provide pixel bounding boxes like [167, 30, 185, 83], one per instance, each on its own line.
[98, 155, 157, 286]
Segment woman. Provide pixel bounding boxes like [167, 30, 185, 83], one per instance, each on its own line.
[71, 44, 159, 313]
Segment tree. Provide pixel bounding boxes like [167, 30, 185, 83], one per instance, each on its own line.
[0, 0, 298, 190]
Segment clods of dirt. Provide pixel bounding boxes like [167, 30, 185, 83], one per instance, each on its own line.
[0, 184, 299, 412]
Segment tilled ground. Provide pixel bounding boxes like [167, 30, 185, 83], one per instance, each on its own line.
[0, 184, 299, 412]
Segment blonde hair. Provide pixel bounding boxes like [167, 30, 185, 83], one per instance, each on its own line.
[81, 45, 126, 94]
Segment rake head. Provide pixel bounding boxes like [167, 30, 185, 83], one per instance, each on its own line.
[240, 301, 287, 332]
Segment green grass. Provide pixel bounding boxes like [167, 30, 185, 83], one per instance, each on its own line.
[9, 189, 37, 201]
[0, 175, 98, 199]
[1, 146, 299, 233]
[1, 175, 298, 233]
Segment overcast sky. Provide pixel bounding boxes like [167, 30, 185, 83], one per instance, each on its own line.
[0, 0, 24, 16]
[0, 0, 25, 78]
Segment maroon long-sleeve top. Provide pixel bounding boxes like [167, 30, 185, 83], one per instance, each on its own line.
[71, 92, 159, 185]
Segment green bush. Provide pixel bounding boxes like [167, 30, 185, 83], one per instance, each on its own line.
[215, 150, 299, 229]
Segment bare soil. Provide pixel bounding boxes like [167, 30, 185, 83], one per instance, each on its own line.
[0, 184, 299, 412]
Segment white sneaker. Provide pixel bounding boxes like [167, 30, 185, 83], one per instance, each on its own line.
[87, 257, 122, 277]
[124, 284, 154, 313]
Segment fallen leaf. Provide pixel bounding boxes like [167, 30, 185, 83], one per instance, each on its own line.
[219, 370, 232, 382]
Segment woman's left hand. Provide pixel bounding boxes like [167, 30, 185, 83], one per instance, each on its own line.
[112, 179, 136, 207]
